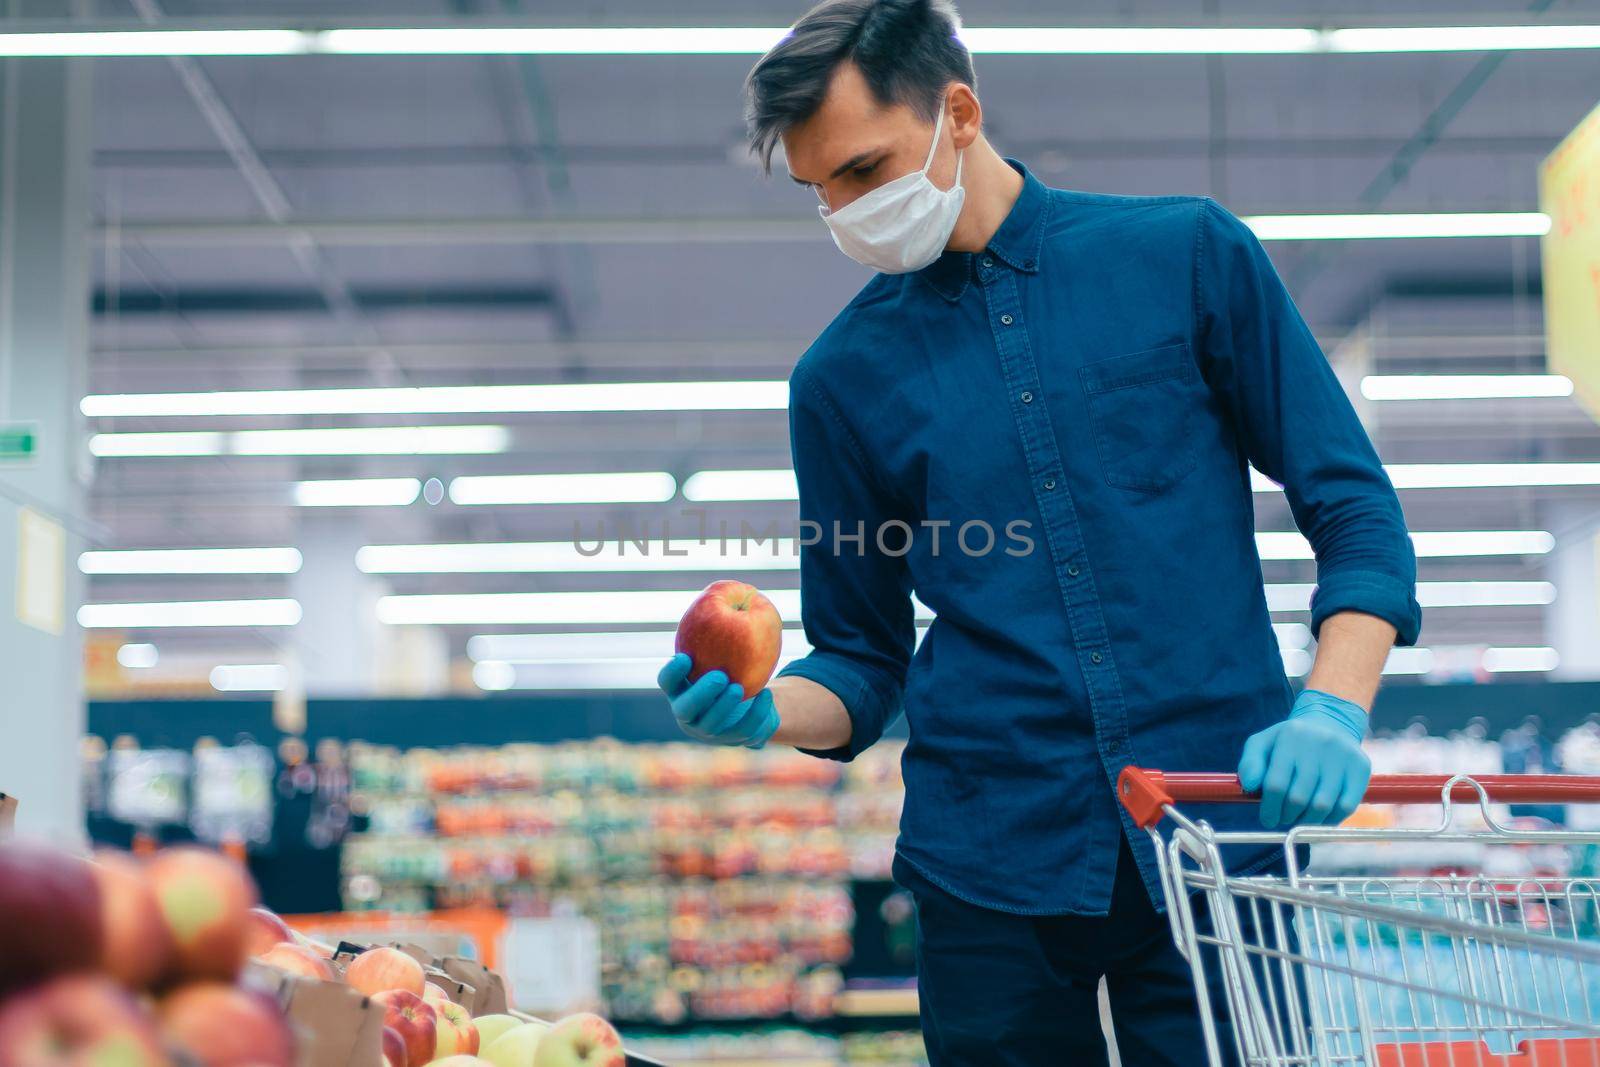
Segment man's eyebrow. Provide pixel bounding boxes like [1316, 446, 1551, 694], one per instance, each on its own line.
[789, 149, 886, 187]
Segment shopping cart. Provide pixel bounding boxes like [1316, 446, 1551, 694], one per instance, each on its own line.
[1118, 766, 1600, 1067]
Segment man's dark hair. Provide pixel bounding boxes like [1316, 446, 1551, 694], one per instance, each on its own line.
[744, 0, 975, 173]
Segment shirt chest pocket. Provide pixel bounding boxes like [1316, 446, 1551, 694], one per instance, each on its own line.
[1078, 342, 1200, 494]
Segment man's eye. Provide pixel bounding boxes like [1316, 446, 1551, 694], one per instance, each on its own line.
[851, 162, 879, 178]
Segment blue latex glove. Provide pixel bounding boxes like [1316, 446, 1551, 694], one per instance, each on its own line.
[1238, 688, 1372, 828]
[657, 653, 780, 749]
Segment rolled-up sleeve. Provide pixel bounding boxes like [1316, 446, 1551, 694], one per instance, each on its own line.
[777, 360, 916, 761]
[1194, 197, 1422, 646]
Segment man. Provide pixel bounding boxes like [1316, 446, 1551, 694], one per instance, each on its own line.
[656, 1, 1421, 1063]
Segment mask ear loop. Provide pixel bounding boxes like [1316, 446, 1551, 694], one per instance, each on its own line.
[922, 97, 949, 174]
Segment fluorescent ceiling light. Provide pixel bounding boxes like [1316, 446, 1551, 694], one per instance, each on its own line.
[0, 30, 308, 56]
[1273, 623, 1312, 650]
[1387, 463, 1600, 489]
[295, 478, 422, 508]
[1242, 212, 1549, 241]
[1281, 649, 1312, 678]
[91, 425, 508, 457]
[468, 628, 803, 663]
[1256, 530, 1554, 559]
[1266, 581, 1555, 612]
[322, 27, 787, 55]
[1360, 374, 1573, 401]
[379, 588, 935, 626]
[358, 538, 799, 574]
[1382, 647, 1435, 676]
[209, 664, 289, 692]
[79, 547, 302, 575]
[1254, 463, 1600, 492]
[960, 27, 1321, 54]
[449, 472, 676, 506]
[78, 598, 303, 628]
[116, 643, 159, 669]
[1483, 646, 1560, 673]
[378, 588, 799, 626]
[81, 380, 788, 418]
[683, 469, 799, 502]
[8, 24, 1597, 58]
[1327, 25, 1600, 53]
[89, 432, 225, 457]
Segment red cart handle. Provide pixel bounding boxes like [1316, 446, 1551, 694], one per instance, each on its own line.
[1118, 766, 1600, 829]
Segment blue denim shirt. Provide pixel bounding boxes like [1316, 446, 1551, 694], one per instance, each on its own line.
[777, 160, 1422, 916]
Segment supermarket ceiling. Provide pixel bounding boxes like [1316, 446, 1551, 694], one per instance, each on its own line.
[62, 0, 1600, 677]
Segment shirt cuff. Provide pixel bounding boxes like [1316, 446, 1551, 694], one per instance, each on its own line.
[776, 651, 901, 763]
[1309, 569, 1422, 647]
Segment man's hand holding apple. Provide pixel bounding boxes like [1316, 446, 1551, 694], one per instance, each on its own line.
[657, 654, 780, 748]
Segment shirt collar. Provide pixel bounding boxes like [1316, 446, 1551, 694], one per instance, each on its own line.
[918, 158, 1049, 303]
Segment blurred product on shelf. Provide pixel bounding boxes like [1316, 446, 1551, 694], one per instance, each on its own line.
[342, 741, 905, 1025]
[620, 1026, 928, 1066]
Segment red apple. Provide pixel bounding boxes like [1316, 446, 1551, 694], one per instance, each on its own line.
[381, 1026, 408, 1067]
[346, 947, 426, 997]
[0, 842, 102, 996]
[244, 907, 293, 956]
[90, 850, 173, 991]
[423, 981, 452, 1004]
[0, 974, 171, 1067]
[157, 982, 294, 1067]
[433, 1001, 479, 1058]
[146, 848, 258, 982]
[257, 941, 337, 982]
[531, 1013, 624, 1067]
[674, 580, 783, 694]
[373, 991, 436, 1067]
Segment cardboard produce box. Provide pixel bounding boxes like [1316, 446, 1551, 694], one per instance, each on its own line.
[243, 962, 384, 1067]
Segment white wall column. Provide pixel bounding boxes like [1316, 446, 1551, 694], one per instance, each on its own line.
[0, 48, 92, 840]
[1547, 500, 1600, 681]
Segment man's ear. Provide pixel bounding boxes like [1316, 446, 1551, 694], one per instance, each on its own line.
[947, 83, 982, 150]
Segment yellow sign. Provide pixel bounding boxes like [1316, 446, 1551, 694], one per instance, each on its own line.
[1541, 99, 1600, 422]
[15, 506, 64, 635]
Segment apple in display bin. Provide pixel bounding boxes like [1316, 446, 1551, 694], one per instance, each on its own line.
[157, 982, 295, 1067]
[674, 580, 783, 693]
[532, 1014, 624, 1067]
[423, 981, 453, 1004]
[0, 974, 172, 1067]
[433, 1002, 480, 1058]
[381, 1026, 408, 1067]
[472, 1015, 523, 1050]
[347, 947, 426, 996]
[373, 990, 436, 1067]
[145, 848, 257, 982]
[0, 842, 103, 996]
[481, 1022, 549, 1067]
[256, 941, 336, 981]
[243, 907, 294, 956]
[90, 851, 173, 991]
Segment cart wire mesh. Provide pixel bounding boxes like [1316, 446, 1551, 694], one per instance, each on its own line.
[1120, 768, 1600, 1067]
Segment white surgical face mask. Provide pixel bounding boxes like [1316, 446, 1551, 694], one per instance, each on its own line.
[817, 98, 965, 274]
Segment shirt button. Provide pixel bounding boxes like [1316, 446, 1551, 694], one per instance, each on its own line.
[1000, 314, 1014, 325]
[1090, 651, 1104, 665]
[981, 256, 994, 268]
[1043, 479, 1056, 490]
[1020, 391, 1033, 404]
[1067, 564, 1080, 577]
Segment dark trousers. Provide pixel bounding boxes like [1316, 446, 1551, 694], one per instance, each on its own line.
[905, 834, 1280, 1067]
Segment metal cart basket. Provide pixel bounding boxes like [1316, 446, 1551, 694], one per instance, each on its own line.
[1118, 767, 1600, 1067]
